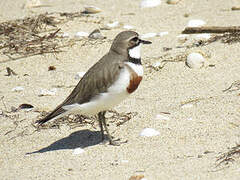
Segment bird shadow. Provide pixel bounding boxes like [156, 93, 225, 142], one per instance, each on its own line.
[26, 129, 105, 155]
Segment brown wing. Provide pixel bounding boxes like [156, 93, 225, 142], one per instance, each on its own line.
[36, 51, 124, 124]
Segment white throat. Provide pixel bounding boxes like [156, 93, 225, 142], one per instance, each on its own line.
[129, 44, 141, 59]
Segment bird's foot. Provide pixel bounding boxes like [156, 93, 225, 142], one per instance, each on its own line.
[109, 138, 128, 146]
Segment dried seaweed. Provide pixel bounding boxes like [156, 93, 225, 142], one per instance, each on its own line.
[216, 144, 240, 167]
[34, 110, 137, 131]
[208, 32, 240, 44]
[223, 80, 240, 92]
[0, 12, 105, 63]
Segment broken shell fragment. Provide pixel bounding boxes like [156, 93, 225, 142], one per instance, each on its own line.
[106, 21, 120, 28]
[186, 52, 205, 69]
[75, 32, 89, 38]
[123, 25, 134, 30]
[88, 29, 105, 39]
[141, 33, 157, 39]
[83, 6, 102, 14]
[140, 128, 160, 137]
[187, 19, 206, 27]
[73, 147, 85, 155]
[38, 88, 57, 96]
[12, 86, 24, 92]
[141, 0, 161, 8]
[157, 31, 169, 37]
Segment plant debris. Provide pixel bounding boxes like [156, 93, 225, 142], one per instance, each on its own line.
[34, 110, 137, 130]
[5, 67, 17, 76]
[216, 144, 240, 168]
[223, 80, 240, 92]
[0, 12, 105, 63]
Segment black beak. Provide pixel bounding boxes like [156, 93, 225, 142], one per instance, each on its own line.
[139, 39, 152, 44]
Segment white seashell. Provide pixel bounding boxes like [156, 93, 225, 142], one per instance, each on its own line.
[74, 72, 86, 80]
[75, 32, 89, 38]
[62, 32, 70, 38]
[107, 21, 120, 28]
[73, 147, 85, 155]
[140, 128, 160, 137]
[177, 34, 189, 43]
[194, 33, 211, 41]
[123, 25, 134, 30]
[12, 86, 24, 92]
[186, 52, 205, 69]
[141, 0, 161, 8]
[38, 88, 57, 96]
[157, 31, 169, 37]
[166, 0, 181, 4]
[141, 33, 157, 39]
[25, 0, 42, 8]
[181, 103, 194, 108]
[156, 114, 170, 120]
[187, 19, 206, 27]
[84, 6, 102, 14]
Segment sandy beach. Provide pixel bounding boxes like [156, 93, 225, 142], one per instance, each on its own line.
[1, 0, 240, 179]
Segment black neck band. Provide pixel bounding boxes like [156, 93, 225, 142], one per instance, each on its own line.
[128, 56, 142, 65]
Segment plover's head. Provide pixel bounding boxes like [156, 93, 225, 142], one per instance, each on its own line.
[110, 31, 152, 58]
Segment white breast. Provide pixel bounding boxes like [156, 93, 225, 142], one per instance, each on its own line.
[125, 62, 144, 76]
[129, 44, 141, 59]
[62, 66, 131, 115]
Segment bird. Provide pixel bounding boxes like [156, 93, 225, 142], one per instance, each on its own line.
[36, 31, 152, 145]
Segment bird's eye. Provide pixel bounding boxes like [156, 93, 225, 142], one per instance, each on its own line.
[131, 37, 139, 42]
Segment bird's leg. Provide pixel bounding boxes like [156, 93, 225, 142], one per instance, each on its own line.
[98, 111, 105, 141]
[101, 111, 122, 146]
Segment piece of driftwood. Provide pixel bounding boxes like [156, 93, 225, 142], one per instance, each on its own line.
[232, 6, 240, 11]
[182, 26, 240, 34]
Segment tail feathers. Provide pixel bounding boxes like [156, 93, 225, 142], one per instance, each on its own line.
[36, 107, 66, 125]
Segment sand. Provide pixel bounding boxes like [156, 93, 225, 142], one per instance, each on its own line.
[1, 0, 240, 179]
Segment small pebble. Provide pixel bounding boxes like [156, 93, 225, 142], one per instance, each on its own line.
[187, 19, 206, 27]
[12, 86, 24, 92]
[141, 0, 161, 8]
[84, 6, 102, 14]
[186, 52, 205, 69]
[140, 128, 160, 137]
[75, 72, 86, 80]
[73, 147, 85, 155]
[38, 88, 57, 96]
